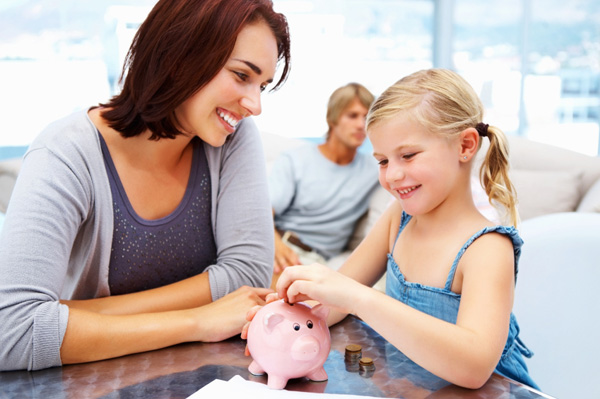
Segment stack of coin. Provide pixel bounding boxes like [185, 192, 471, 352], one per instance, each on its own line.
[359, 357, 375, 378]
[344, 344, 362, 362]
[344, 344, 362, 372]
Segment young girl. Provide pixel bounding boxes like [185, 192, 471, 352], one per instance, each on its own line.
[273, 69, 538, 389]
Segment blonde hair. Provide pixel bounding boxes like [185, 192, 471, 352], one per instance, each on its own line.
[366, 69, 519, 226]
[326, 82, 375, 138]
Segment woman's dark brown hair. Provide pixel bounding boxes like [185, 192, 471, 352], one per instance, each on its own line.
[101, 0, 291, 140]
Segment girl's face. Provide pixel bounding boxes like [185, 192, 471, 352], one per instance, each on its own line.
[175, 20, 278, 147]
[370, 114, 461, 216]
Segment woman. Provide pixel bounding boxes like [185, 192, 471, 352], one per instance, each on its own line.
[0, 0, 290, 371]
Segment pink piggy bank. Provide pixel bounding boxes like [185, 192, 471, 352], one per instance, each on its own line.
[247, 299, 331, 389]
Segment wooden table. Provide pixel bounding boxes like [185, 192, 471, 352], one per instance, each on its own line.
[0, 316, 553, 398]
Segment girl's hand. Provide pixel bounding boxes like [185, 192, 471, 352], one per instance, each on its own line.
[275, 263, 365, 316]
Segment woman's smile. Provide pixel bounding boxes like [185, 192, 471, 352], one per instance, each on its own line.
[217, 107, 241, 132]
[175, 20, 278, 147]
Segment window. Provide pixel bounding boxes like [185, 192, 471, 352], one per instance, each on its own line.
[0, 1, 155, 147]
[0, 0, 598, 156]
[256, 0, 434, 139]
[454, 0, 600, 155]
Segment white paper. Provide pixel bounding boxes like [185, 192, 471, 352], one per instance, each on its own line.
[187, 375, 382, 399]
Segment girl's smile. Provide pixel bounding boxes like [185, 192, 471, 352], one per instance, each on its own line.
[370, 114, 460, 215]
[395, 184, 422, 199]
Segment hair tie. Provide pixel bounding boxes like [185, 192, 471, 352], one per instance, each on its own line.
[476, 122, 489, 137]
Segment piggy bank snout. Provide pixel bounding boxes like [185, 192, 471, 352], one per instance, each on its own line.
[291, 335, 321, 361]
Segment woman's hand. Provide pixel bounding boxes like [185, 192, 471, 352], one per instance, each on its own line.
[191, 286, 273, 342]
[241, 292, 279, 355]
[275, 263, 367, 316]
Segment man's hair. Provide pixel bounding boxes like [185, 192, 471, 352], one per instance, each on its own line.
[326, 82, 374, 137]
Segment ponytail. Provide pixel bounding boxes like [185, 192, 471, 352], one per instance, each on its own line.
[479, 125, 519, 226]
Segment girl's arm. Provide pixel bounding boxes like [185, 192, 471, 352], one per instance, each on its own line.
[355, 233, 515, 388]
[337, 201, 399, 286]
[281, 202, 399, 326]
[277, 213, 515, 389]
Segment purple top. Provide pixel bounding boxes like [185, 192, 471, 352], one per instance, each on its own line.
[99, 134, 216, 295]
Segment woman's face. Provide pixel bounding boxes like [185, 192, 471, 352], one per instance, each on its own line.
[370, 114, 461, 216]
[175, 20, 278, 147]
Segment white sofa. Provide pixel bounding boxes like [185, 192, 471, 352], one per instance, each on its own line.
[2, 133, 600, 219]
[513, 212, 600, 398]
[481, 135, 600, 221]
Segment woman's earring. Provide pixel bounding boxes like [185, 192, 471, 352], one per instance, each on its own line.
[463, 156, 467, 160]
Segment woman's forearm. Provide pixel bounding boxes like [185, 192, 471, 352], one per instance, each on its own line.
[60, 285, 272, 365]
[62, 273, 212, 315]
[60, 307, 196, 364]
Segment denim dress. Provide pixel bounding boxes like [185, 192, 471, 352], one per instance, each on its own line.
[386, 212, 539, 389]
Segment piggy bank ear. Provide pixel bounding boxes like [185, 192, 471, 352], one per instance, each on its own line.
[263, 312, 284, 334]
[311, 304, 329, 321]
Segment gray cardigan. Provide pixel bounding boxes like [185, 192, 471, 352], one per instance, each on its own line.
[0, 111, 274, 371]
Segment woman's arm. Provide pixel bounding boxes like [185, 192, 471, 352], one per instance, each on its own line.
[0, 131, 99, 370]
[60, 285, 272, 364]
[204, 119, 274, 299]
[62, 272, 212, 315]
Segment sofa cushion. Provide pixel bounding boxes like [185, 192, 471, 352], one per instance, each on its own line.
[511, 169, 583, 220]
[508, 135, 600, 195]
[260, 131, 305, 174]
[577, 178, 600, 213]
[0, 158, 22, 214]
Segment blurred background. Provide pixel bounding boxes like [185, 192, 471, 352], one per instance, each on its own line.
[0, 0, 598, 157]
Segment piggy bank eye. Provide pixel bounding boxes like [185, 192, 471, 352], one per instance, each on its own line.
[307, 320, 313, 329]
[293, 323, 300, 331]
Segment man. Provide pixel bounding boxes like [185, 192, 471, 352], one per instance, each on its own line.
[269, 83, 378, 272]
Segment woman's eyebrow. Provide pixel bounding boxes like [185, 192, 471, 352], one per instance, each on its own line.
[233, 59, 262, 75]
[232, 58, 274, 84]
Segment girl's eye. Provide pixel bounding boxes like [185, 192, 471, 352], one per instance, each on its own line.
[260, 84, 267, 92]
[403, 153, 416, 160]
[377, 159, 388, 166]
